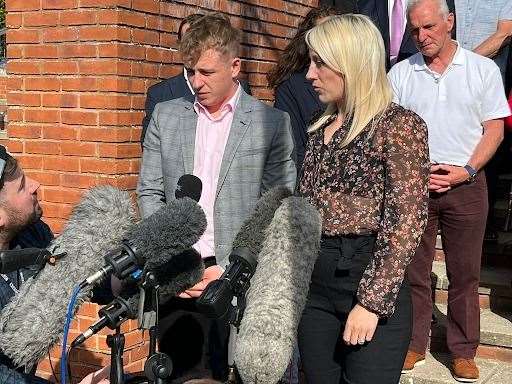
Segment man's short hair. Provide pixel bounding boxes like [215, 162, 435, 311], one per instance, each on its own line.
[177, 13, 204, 41]
[0, 151, 21, 193]
[179, 12, 241, 66]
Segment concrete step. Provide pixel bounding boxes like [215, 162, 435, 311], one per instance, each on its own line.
[431, 304, 512, 349]
[399, 353, 512, 384]
[432, 261, 512, 309]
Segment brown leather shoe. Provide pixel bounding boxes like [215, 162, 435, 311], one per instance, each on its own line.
[401, 350, 426, 373]
[451, 358, 479, 382]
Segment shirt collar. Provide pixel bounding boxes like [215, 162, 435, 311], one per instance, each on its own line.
[414, 40, 465, 72]
[193, 82, 241, 120]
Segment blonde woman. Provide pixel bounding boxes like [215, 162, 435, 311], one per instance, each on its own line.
[297, 14, 429, 383]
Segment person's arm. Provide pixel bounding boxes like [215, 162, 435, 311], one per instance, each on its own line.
[261, 112, 297, 193]
[136, 102, 167, 219]
[274, 81, 307, 169]
[141, 86, 159, 147]
[344, 110, 430, 344]
[474, 19, 512, 59]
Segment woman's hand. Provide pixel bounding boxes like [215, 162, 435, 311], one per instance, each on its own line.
[342, 303, 379, 345]
[178, 265, 224, 299]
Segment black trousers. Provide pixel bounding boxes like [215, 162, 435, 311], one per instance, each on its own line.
[298, 235, 412, 384]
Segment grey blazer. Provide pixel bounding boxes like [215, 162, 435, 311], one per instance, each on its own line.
[136, 90, 297, 267]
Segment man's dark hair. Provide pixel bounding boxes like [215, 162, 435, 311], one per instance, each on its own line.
[0, 152, 21, 192]
[178, 13, 204, 41]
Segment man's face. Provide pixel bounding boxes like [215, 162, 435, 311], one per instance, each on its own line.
[0, 172, 42, 232]
[185, 48, 241, 113]
[408, 1, 454, 58]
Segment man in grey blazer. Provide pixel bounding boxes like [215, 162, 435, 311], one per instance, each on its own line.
[137, 13, 296, 380]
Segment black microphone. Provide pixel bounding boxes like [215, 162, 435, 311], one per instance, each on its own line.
[82, 197, 207, 287]
[72, 248, 204, 347]
[0, 248, 54, 274]
[196, 186, 292, 318]
[175, 174, 202, 202]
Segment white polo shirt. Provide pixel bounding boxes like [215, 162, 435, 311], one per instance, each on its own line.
[388, 43, 511, 166]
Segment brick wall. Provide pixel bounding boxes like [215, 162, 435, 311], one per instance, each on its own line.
[4, 0, 318, 381]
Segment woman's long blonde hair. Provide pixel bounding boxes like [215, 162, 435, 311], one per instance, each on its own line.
[305, 14, 392, 147]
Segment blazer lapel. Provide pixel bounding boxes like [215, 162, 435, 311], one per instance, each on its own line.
[216, 91, 252, 197]
[179, 101, 197, 174]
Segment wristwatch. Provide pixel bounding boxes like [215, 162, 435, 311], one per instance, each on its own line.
[464, 164, 478, 183]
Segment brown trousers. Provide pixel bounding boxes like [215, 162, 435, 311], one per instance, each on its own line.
[408, 172, 488, 358]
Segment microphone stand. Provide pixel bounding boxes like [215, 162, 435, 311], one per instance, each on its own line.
[137, 272, 173, 384]
[226, 292, 246, 384]
[107, 327, 125, 384]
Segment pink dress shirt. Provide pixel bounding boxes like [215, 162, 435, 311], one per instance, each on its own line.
[192, 84, 242, 258]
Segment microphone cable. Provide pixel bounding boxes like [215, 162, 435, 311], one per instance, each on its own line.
[61, 284, 81, 384]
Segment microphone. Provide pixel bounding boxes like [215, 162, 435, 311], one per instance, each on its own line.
[175, 174, 202, 202]
[82, 196, 207, 287]
[72, 248, 204, 347]
[234, 196, 322, 384]
[0, 248, 55, 274]
[196, 186, 293, 318]
[0, 186, 136, 369]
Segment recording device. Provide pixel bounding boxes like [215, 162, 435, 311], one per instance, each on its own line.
[196, 186, 293, 318]
[0, 248, 57, 274]
[0, 186, 136, 369]
[235, 197, 322, 384]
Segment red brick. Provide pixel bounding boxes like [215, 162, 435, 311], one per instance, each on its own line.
[60, 141, 97, 156]
[7, 45, 23, 59]
[42, 186, 83, 204]
[6, 77, 25, 91]
[7, 108, 23, 122]
[23, 12, 55, 27]
[78, 26, 130, 42]
[59, 44, 97, 58]
[25, 140, 60, 154]
[41, 61, 79, 75]
[6, 0, 41, 11]
[7, 124, 42, 138]
[7, 29, 40, 44]
[80, 94, 131, 109]
[6, 13, 23, 28]
[8, 92, 41, 107]
[42, 93, 79, 108]
[61, 110, 98, 126]
[42, 0, 78, 10]
[79, 127, 132, 142]
[111, 174, 138, 189]
[99, 111, 143, 126]
[80, 158, 131, 174]
[98, 143, 140, 158]
[61, 173, 99, 188]
[27, 171, 61, 186]
[124, 359, 145, 374]
[97, 77, 145, 93]
[6, 61, 41, 75]
[40, 202, 75, 219]
[118, 9, 146, 28]
[79, 0, 130, 7]
[59, 10, 96, 25]
[131, 95, 145, 109]
[43, 27, 80, 43]
[24, 45, 59, 58]
[0, 140, 24, 153]
[25, 77, 61, 91]
[61, 77, 97, 91]
[132, 29, 159, 45]
[132, 0, 159, 13]
[42, 125, 78, 140]
[79, 59, 131, 75]
[25, 109, 60, 123]
[15, 154, 43, 169]
[77, 302, 102, 318]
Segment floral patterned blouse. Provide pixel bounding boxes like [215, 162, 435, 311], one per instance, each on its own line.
[299, 103, 430, 317]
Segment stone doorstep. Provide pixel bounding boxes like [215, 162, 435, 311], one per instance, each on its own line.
[431, 261, 512, 296]
[399, 352, 512, 384]
[431, 304, 512, 349]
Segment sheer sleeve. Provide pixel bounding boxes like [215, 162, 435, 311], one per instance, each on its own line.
[356, 109, 430, 317]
